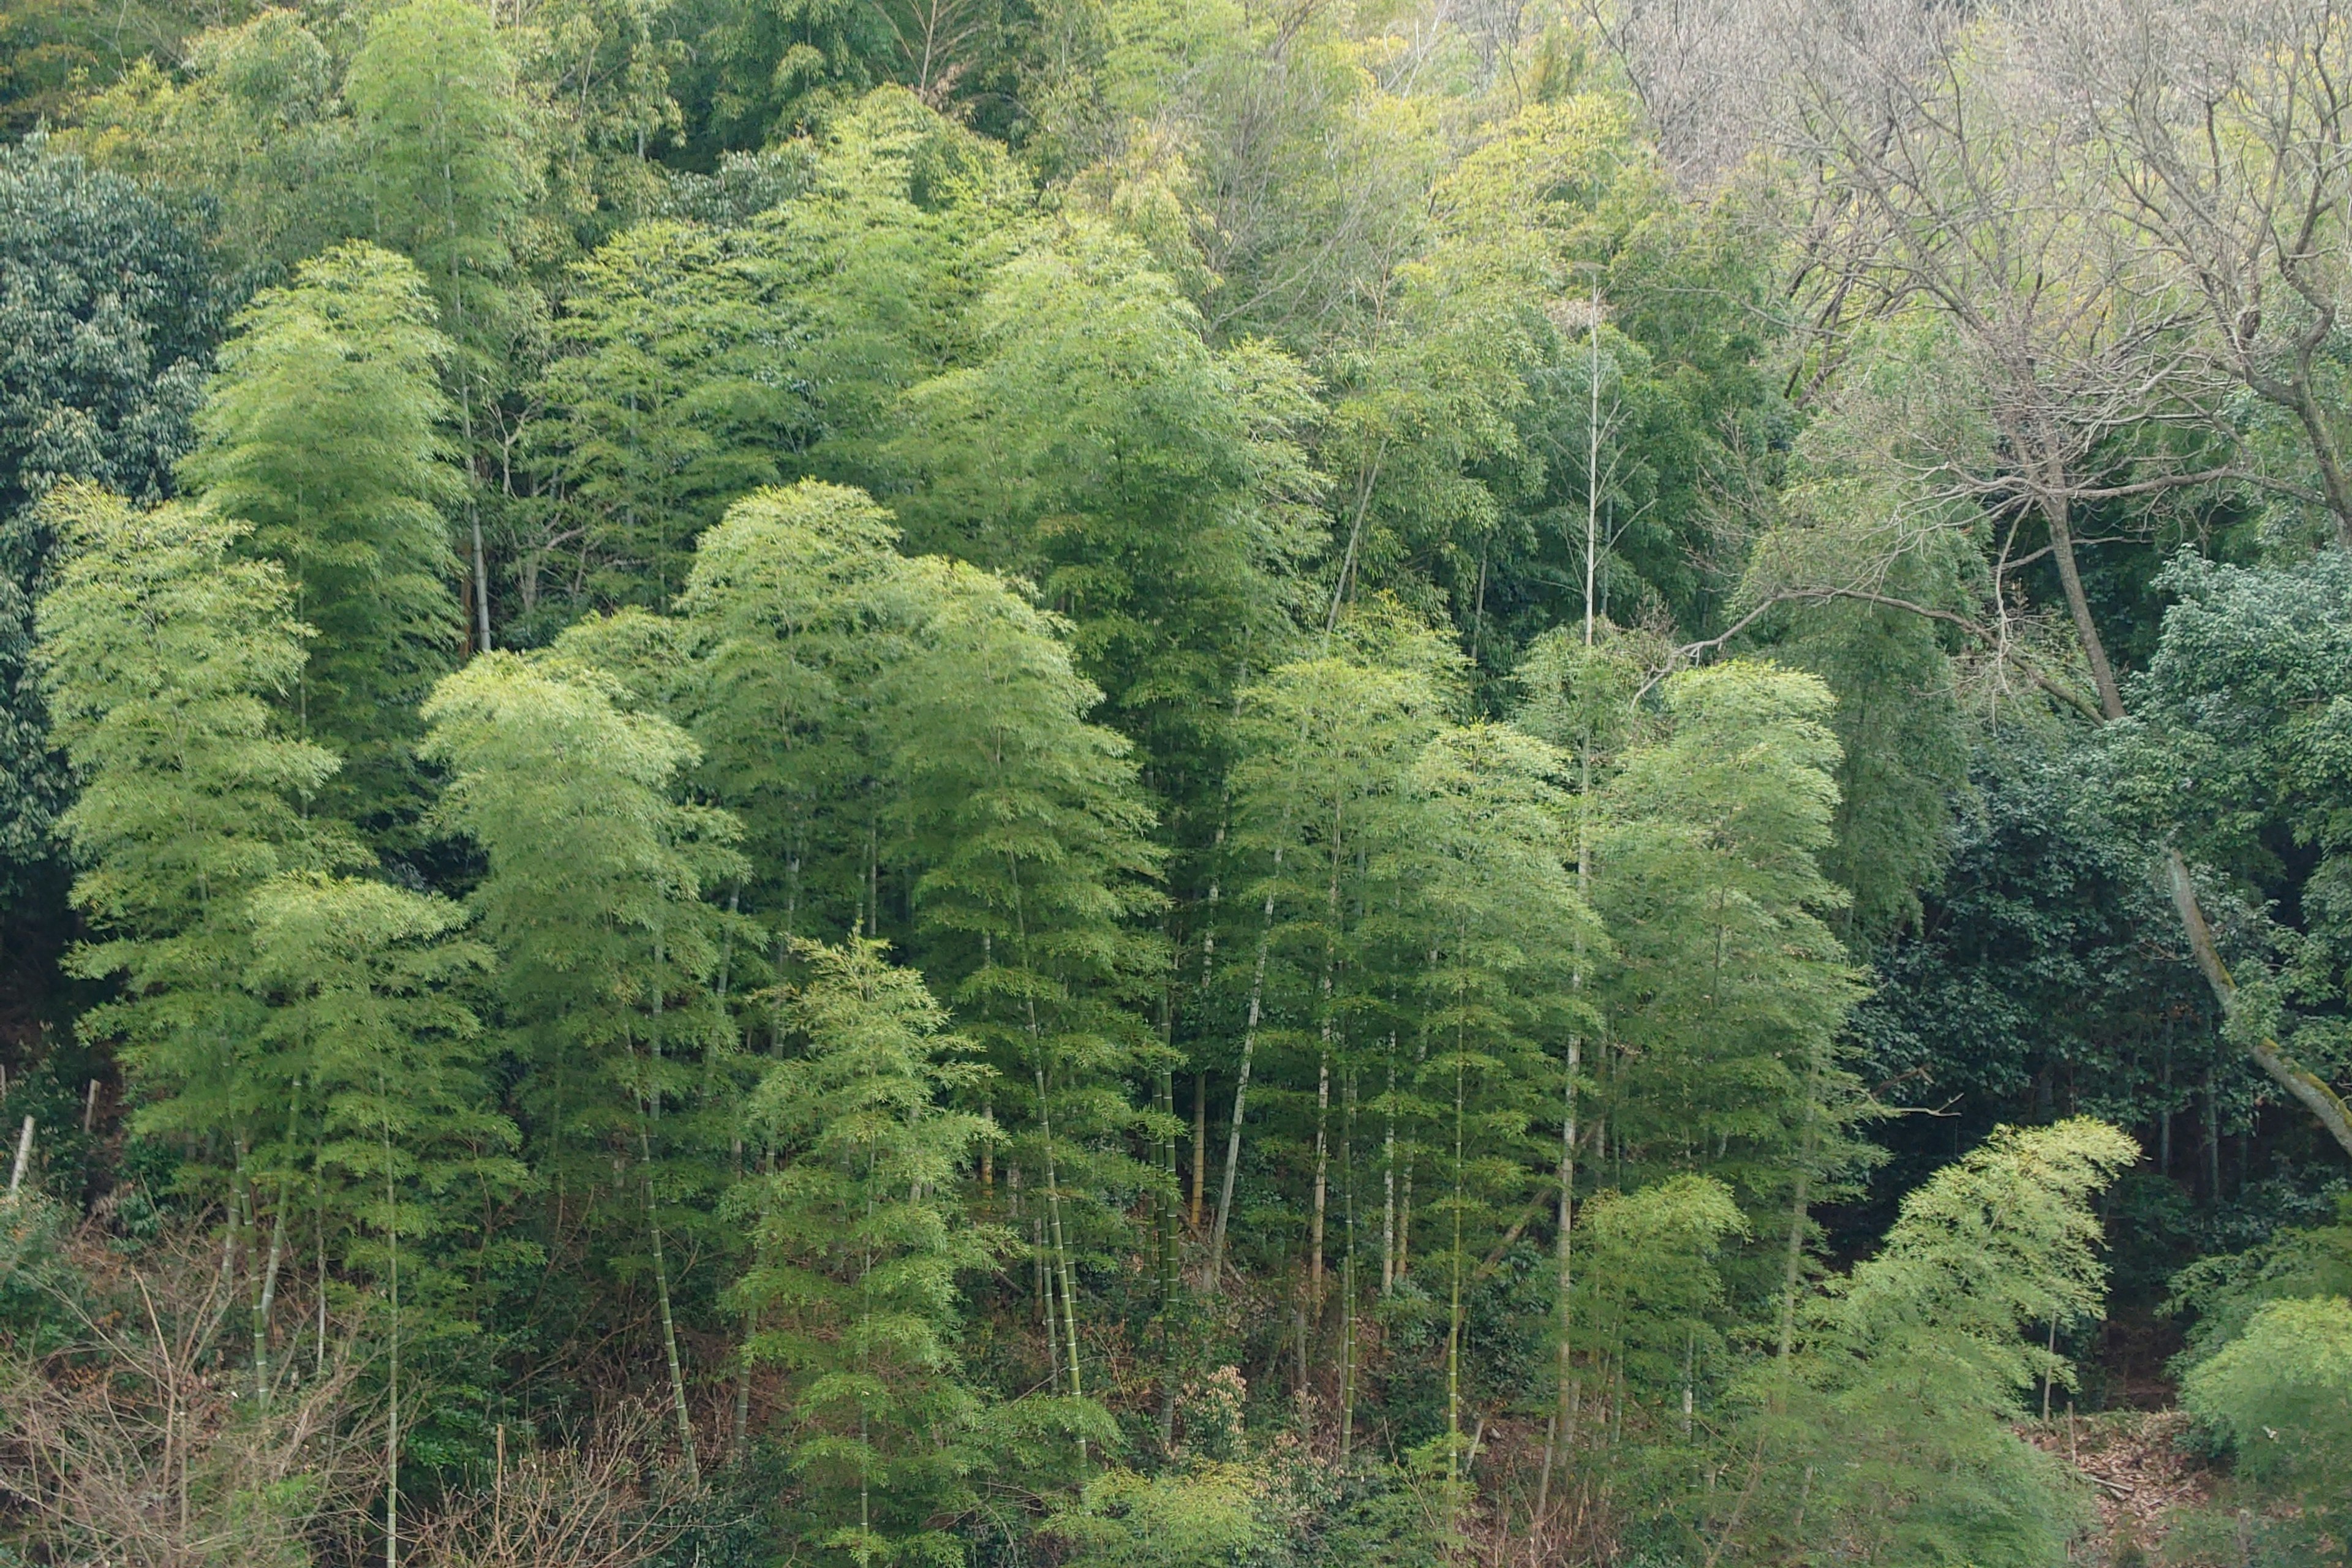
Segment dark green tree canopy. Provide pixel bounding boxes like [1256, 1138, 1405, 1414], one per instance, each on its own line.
[0, 138, 216, 887]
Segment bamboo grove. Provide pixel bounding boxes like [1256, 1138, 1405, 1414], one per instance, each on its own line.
[4, 1, 2352, 1564]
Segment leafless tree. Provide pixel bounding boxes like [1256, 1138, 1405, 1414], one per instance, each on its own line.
[2032, 0, 2352, 546]
[1575, 0, 1945, 187]
[407, 1404, 702, 1568]
[1768, 1, 2227, 702]
[1627, 0, 2352, 1156]
[867, 0, 1001, 106]
[0, 1212, 381, 1568]
[0, 1212, 715, 1568]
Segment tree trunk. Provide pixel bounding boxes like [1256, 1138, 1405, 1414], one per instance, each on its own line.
[2038, 487, 2352, 1159]
[1310, 1044, 1330, 1318]
[1539, 1031, 1578, 1522]
[1191, 1071, 1208, 1230]
[1445, 1039, 1467, 1496]
[1192, 845, 1223, 1235]
[252, 1097, 298, 1407]
[1156, 987, 1181, 1453]
[2166, 851, 2352, 1154]
[1776, 1048, 1823, 1361]
[643, 939, 699, 1482]
[2040, 492, 2124, 720]
[1032, 1054, 1084, 1407]
[461, 376, 491, 654]
[1382, 1036, 1397, 1296]
[732, 1144, 774, 1467]
[254, 1180, 288, 1406]
[1209, 868, 1280, 1287]
[382, 1089, 401, 1568]
[1340, 1068, 1359, 1459]
[1545, 701, 1597, 1521]
[1310, 812, 1344, 1322]
[642, 1125, 698, 1482]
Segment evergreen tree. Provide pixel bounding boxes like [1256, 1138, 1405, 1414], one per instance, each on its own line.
[1512, 624, 1654, 1506]
[752, 88, 1030, 496]
[898, 214, 1318, 831]
[183, 241, 461, 843]
[1784, 592, 1969, 941]
[37, 482, 521, 1483]
[0, 138, 215, 504]
[669, 479, 1166, 1411]
[1208, 624, 1449, 1229]
[2180, 1295, 2352, 1553]
[1570, 1173, 1744, 1423]
[0, 0, 194, 132]
[1726, 1120, 2138, 1568]
[1854, 728, 2219, 1223]
[345, 0, 534, 652]
[67, 12, 364, 286]
[1395, 717, 1601, 1480]
[18, 9, 2349, 1563]
[731, 936, 996, 1564]
[243, 871, 516, 1558]
[1202, 606, 1457, 1449]
[892, 214, 1322, 1340]
[345, 0, 531, 337]
[2106, 549, 2352, 1068]
[877, 549, 1166, 1414]
[242, 872, 522, 1382]
[532, 0, 687, 228]
[1044, 1463, 1287, 1568]
[680, 0, 892, 152]
[536, 221, 812, 618]
[669, 480, 918, 949]
[1758, 477, 1977, 939]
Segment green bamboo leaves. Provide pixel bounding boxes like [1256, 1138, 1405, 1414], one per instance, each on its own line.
[38, 488, 347, 1150]
[733, 937, 998, 1562]
[1600, 663, 1873, 1237]
[1727, 1119, 2139, 1568]
[184, 241, 461, 841]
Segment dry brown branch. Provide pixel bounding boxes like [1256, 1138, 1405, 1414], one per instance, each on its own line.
[407, 1403, 703, 1568]
[0, 1215, 381, 1568]
[2027, 0, 2352, 545]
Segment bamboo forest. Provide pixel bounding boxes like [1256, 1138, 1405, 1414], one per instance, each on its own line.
[6, 0, 2352, 1562]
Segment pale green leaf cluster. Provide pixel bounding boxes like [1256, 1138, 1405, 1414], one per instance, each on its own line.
[1722, 1119, 2139, 1568]
[1602, 662, 1872, 1215]
[183, 240, 461, 837]
[731, 936, 998, 1557]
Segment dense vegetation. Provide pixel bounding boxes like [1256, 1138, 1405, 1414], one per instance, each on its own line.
[2, 1, 2350, 1562]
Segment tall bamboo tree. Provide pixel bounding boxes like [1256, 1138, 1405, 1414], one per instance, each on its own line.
[1206, 609, 1452, 1331]
[241, 867, 522, 1472]
[421, 650, 747, 1475]
[1600, 662, 1874, 1321]
[183, 241, 461, 843]
[36, 484, 348, 1189]
[537, 221, 813, 616]
[730, 937, 997, 1565]
[345, 0, 532, 652]
[1396, 718, 1601, 1484]
[878, 552, 1166, 1417]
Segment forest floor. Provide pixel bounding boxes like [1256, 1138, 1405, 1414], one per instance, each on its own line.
[2024, 1410, 2217, 1562]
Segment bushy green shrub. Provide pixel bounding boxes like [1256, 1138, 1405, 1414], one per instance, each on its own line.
[2180, 1295, 2352, 1497]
